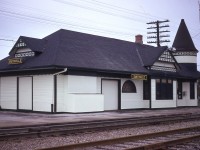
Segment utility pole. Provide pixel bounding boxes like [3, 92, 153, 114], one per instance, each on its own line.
[147, 20, 170, 47]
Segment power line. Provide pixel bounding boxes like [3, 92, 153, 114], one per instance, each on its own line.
[1, 0, 199, 35]
[0, 38, 15, 42]
[0, 44, 13, 47]
[0, 0, 200, 46]
[53, 0, 150, 23]
[79, 0, 163, 20]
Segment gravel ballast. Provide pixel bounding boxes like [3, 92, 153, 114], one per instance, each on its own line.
[0, 120, 200, 150]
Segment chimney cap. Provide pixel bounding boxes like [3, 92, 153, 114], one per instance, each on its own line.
[135, 34, 143, 44]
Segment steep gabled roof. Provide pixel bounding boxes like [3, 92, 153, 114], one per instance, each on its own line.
[172, 19, 198, 52]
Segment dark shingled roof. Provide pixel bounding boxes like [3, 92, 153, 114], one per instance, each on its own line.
[137, 45, 167, 66]
[172, 19, 198, 52]
[0, 28, 199, 79]
[0, 29, 167, 74]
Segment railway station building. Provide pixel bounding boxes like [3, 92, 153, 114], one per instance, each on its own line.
[0, 19, 199, 113]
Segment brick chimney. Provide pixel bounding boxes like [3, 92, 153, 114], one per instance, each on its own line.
[135, 34, 143, 44]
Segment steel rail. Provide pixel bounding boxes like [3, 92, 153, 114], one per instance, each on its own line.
[38, 126, 200, 150]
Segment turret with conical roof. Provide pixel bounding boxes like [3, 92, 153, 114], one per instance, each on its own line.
[172, 19, 198, 64]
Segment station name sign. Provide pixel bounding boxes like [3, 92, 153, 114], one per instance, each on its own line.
[131, 74, 147, 80]
[8, 58, 23, 64]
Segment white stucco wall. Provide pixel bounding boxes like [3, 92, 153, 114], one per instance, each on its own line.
[121, 79, 149, 109]
[0, 77, 17, 109]
[33, 75, 54, 112]
[151, 79, 176, 108]
[67, 75, 98, 93]
[63, 75, 103, 112]
[174, 56, 197, 63]
[65, 94, 104, 112]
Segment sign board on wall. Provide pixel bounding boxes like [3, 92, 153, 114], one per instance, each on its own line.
[8, 58, 23, 64]
[131, 74, 147, 80]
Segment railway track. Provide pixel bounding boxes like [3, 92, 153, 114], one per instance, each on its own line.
[39, 126, 200, 150]
[0, 113, 200, 140]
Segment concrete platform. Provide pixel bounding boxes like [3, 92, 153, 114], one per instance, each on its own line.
[0, 107, 200, 128]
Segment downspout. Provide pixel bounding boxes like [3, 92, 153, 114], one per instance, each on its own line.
[52, 68, 67, 113]
[53, 68, 68, 76]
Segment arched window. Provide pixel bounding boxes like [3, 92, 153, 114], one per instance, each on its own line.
[122, 80, 136, 93]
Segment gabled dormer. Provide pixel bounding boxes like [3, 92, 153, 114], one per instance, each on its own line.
[7, 36, 44, 65]
[12, 38, 35, 58]
[150, 50, 178, 72]
[137, 46, 178, 72]
[172, 19, 198, 64]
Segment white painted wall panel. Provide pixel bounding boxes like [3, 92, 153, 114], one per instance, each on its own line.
[102, 80, 118, 110]
[96, 77, 101, 94]
[153, 62, 175, 68]
[57, 75, 65, 112]
[177, 82, 188, 106]
[0, 77, 17, 109]
[16, 48, 32, 53]
[68, 75, 97, 93]
[179, 82, 198, 107]
[151, 79, 156, 101]
[173, 80, 177, 106]
[174, 56, 197, 63]
[121, 79, 149, 109]
[19, 77, 32, 110]
[152, 100, 176, 108]
[33, 75, 53, 112]
[65, 94, 104, 112]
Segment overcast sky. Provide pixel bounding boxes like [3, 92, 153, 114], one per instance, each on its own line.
[0, 0, 200, 69]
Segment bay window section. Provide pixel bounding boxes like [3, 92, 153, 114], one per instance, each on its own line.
[156, 78, 173, 100]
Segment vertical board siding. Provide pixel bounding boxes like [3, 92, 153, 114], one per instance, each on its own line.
[57, 75, 65, 112]
[33, 75, 53, 112]
[0, 77, 17, 109]
[19, 77, 32, 110]
[102, 80, 118, 110]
